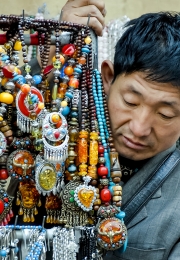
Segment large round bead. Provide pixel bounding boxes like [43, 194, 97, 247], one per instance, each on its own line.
[0, 169, 8, 180]
[97, 217, 127, 250]
[100, 188, 111, 202]
[97, 166, 108, 177]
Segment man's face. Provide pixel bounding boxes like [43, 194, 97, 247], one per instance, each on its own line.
[103, 67, 180, 161]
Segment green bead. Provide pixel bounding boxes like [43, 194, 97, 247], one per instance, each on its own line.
[69, 197, 74, 203]
[69, 190, 74, 195]
[52, 84, 58, 100]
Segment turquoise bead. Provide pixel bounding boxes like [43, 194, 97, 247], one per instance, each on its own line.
[65, 92, 73, 99]
[115, 211, 126, 220]
[74, 67, 82, 74]
[62, 106, 70, 116]
[33, 75, 42, 84]
[68, 164, 77, 172]
[0, 249, 7, 257]
[81, 47, 90, 54]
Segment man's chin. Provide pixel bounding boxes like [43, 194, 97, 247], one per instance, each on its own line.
[116, 147, 150, 161]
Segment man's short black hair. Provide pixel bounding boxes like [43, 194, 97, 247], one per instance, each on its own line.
[114, 12, 180, 86]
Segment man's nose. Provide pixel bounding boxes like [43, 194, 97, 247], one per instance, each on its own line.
[129, 110, 152, 137]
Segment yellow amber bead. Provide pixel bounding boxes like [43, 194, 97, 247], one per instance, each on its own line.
[87, 165, 98, 179]
[38, 102, 44, 110]
[23, 214, 27, 222]
[0, 117, 3, 121]
[84, 36, 92, 44]
[79, 130, 88, 139]
[1, 77, 8, 87]
[46, 215, 50, 223]
[90, 132, 98, 140]
[4, 42, 12, 50]
[18, 207, 23, 215]
[78, 134, 88, 163]
[31, 214, 35, 222]
[14, 40, 22, 51]
[89, 140, 98, 165]
[61, 100, 68, 107]
[0, 92, 14, 104]
[78, 163, 88, 176]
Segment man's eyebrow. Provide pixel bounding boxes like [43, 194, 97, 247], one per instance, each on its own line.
[126, 85, 179, 109]
[126, 85, 143, 96]
[160, 100, 178, 107]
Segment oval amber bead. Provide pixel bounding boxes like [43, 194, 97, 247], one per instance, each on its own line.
[64, 66, 74, 76]
[0, 92, 14, 104]
[14, 40, 22, 51]
[21, 84, 31, 94]
[69, 78, 79, 88]
[78, 56, 86, 65]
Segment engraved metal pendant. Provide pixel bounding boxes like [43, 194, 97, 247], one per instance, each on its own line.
[60, 180, 88, 227]
[74, 176, 97, 212]
[35, 160, 57, 196]
[16, 86, 45, 133]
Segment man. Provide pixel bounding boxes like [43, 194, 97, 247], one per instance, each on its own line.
[101, 12, 180, 260]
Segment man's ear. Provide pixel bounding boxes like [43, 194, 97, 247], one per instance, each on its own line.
[101, 60, 114, 95]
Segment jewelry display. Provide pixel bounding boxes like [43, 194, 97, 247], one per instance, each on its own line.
[0, 13, 127, 259]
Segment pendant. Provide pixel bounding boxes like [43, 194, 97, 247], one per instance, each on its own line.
[35, 159, 57, 196]
[16, 86, 45, 133]
[0, 188, 14, 225]
[42, 111, 69, 162]
[16, 181, 41, 222]
[96, 217, 127, 250]
[74, 176, 97, 212]
[7, 149, 35, 180]
[60, 180, 88, 227]
[45, 194, 62, 224]
[43, 111, 67, 142]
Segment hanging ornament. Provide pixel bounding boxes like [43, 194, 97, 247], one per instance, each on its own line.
[7, 150, 35, 180]
[74, 176, 97, 212]
[16, 181, 41, 222]
[16, 86, 46, 133]
[59, 180, 89, 227]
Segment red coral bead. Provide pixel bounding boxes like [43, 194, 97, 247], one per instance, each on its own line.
[62, 44, 75, 56]
[97, 166, 108, 176]
[43, 65, 53, 75]
[3, 197, 9, 203]
[98, 145, 104, 154]
[0, 200, 4, 214]
[100, 188, 111, 202]
[0, 169, 9, 180]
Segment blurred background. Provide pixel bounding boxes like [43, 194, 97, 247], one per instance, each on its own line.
[1, 0, 180, 22]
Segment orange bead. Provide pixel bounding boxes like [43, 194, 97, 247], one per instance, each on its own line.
[64, 66, 74, 76]
[51, 113, 61, 124]
[59, 54, 65, 65]
[78, 56, 86, 65]
[69, 78, 79, 88]
[55, 120, 62, 128]
[38, 102, 44, 110]
[20, 84, 31, 94]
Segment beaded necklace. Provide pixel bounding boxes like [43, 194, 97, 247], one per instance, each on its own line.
[0, 15, 127, 257]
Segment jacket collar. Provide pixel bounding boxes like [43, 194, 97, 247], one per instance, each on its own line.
[121, 144, 176, 228]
